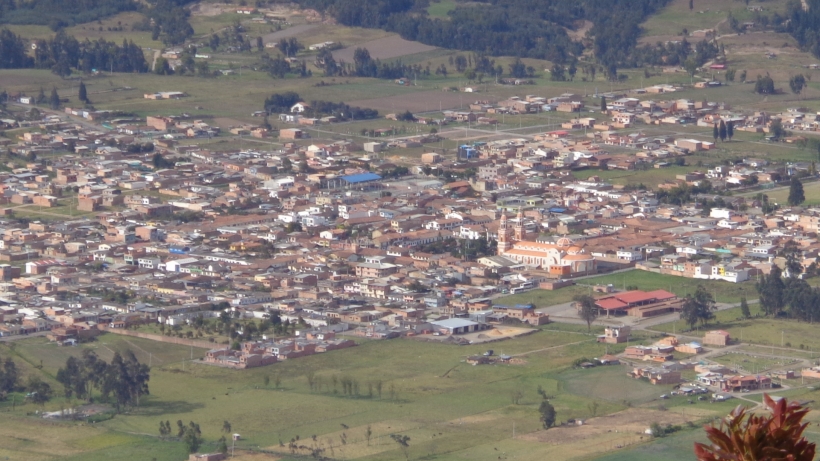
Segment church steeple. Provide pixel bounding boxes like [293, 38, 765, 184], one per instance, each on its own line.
[497, 209, 513, 255]
[514, 206, 526, 241]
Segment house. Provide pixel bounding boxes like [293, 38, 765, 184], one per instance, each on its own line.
[598, 325, 630, 344]
[429, 318, 486, 335]
[630, 366, 681, 385]
[594, 290, 681, 318]
[291, 102, 310, 113]
[721, 375, 772, 392]
[703, 330, 730, 346]
[189, 453, 226, 461]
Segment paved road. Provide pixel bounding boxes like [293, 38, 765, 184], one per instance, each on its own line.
[0, 331, 48, 342]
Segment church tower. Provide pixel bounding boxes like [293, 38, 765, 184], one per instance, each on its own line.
[497, 209, 513, 255]
[514, 207, 526, 241]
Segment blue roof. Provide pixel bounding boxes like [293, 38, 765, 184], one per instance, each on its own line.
[341, 172, 382, 184]
[549, 207, 566, 213]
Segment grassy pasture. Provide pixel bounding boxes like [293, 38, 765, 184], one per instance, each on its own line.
[0, 327, 703, 461]
[495, 270, 758, 309]
[649, 303, 820, 352]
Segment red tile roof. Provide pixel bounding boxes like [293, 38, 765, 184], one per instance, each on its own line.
[596, 298, 628, 310]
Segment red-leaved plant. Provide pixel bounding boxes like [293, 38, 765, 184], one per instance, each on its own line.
[695, 394, 815, 461]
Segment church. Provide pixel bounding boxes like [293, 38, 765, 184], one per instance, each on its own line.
[496, 209, 596, 276]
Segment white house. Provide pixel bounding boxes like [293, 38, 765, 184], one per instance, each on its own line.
[290, 102, 310, 113]
[710, 208, 733, 220]
[616, 249, 643, 261]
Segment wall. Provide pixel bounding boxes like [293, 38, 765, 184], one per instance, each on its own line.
[99, 325, 220, 349]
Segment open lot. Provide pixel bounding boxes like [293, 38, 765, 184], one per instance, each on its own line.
[332, 35, 438, 62]
[494, 270, 758, 310]
[349, 89, 484, 114]
[650, 302, 820, 352]
[0, 327, 715, 461]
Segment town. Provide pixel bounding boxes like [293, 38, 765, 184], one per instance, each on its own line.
[3, 0, 820, 460]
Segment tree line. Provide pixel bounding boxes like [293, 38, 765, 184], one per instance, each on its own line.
[0, 0, 137, 31]
[295, 0, 669, 66]
[56, 349, 150, 412]
[784, 0, 820, 59]
[263, 91, 379, 120]
[757, 240, 820, 323]
[0, 28, 148, 74]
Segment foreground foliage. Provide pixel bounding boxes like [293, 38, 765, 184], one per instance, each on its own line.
[695, 395, 815, 461]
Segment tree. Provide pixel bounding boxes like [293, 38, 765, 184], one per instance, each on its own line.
[788, 176, 806, 206]
[26, 376, 52, 407]
[600, 96, 607, 113]
[739, 70, 747, 83]
[49, 87, 60, 110]
[719, 120, 727, 142]
[684, 57, 698, 79]
[217, 436, 228, 454]
[390, 434, 411, 460]
[574, 294, 598, 331]
[182, 421, 203, 453]
[281, 157, 292, 172]
[550, 63, 565, 81]
[727, 121, 734, 140]
[222, 420, 232, 434]
[694, 395, 815, 461]
[770, 119, 788, 141]
[159, 420, 171, 437]
[740, 296, 751, 319]
[790, 74, 806, 98]
[256, 36, 264, 52]
[539, 400, 556, 429]
[680, 285, 716, 329]
[755, 74, 775, 94]
[713, 123, 719, 142]
[0, 356, 19, 393]
[757, 265, 786, 316]
[78, 80, 88, 103]
[689, 0, 693, 10]
[781, 240, 804, 278]
[650, 422, 666, 438]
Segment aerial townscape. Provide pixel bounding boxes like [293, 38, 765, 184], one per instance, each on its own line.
[6, 0, 820, 460]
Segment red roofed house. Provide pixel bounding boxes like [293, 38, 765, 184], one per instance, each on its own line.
[720, 375, 771, 392]
[594, 289, 682, 318]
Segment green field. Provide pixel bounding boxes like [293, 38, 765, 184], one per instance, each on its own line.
[427, 0, 457, 19]
[640, 0, 786, 38]
[0, 326, 741, 461]
[649, 302, 820, 352]
[495, 270, 758, 309]
[761, 180, 820, 206]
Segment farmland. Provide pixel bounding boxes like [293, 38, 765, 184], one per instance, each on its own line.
[0, 326, 742, 461]
[332, 36, 437, 62]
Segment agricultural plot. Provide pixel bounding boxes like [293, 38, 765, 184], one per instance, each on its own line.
[332, 35, 437, 62]
[639, 0, 787, 40]
[348, 90, 481, 114]
[710, 352, 799, 374]
[0, 329, 692, 461]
